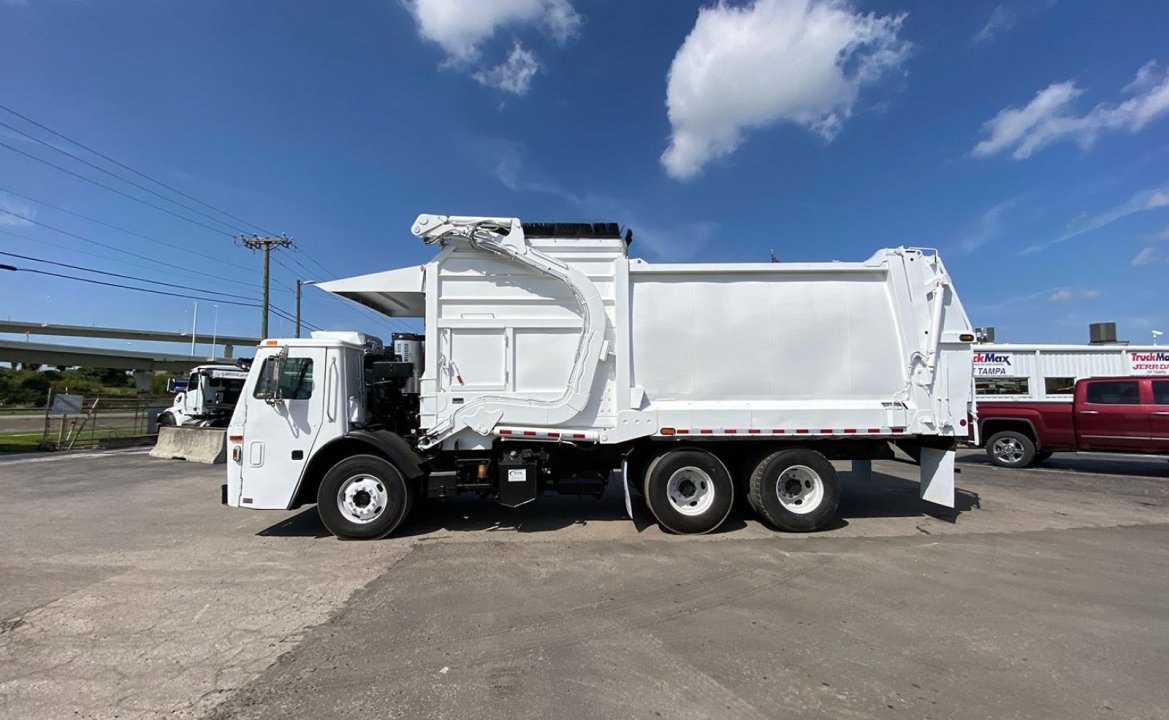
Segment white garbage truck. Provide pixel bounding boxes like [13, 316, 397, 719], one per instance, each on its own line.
[158, 364, 250, 428]
[223, 215, 976, 539]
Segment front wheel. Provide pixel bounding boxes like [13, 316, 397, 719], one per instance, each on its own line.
[747, 449, 840, 532]
[986, 431, 1036, 468]
[317, 454, 414, 540]
[157, 412, 176, 427]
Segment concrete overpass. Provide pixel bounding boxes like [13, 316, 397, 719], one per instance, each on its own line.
[0, 321, 258, 358]
[0, 339, 240, 373]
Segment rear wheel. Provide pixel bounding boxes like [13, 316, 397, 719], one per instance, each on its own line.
[986, 431, 1036, 469]
[643, 448, 734, 534]
[747, 449, 840, 532]
[317, 454, 414, 540]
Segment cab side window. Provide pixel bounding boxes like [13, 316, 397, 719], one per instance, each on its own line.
[1085, 381, 1140, 405]
[253, 357, 314, 400]
[1153, 381, 1169, 405]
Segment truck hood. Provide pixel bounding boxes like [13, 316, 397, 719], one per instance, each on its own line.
[315, 265, 426, 317]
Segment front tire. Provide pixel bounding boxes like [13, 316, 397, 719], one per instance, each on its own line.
[747, 449, 840, 532]
[643, 448, 734, 534]
[157, 412, 176, 427]
[986, 431, 1036, 468]
[317, 454, 414, 540]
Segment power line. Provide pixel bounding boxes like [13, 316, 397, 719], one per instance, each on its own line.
[0, 103, 277, 236]
[0, 184, 255, 286]
[0, 139, 236, 237]
[0, 250, 255, 301]
[0, 227, 257, 297]
[0, 186, 257, 289]
[0, 120, 245, 236]
[0, 211, 253, 293]
[0, 263, 259, 307]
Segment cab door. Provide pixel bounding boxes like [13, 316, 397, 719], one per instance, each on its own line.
[237, 347, 327, 508]
[1076, 379, 1150, 451]
[1151, 380, 1169, 452]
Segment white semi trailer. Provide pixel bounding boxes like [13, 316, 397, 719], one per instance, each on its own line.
[223, 215, 976, 539]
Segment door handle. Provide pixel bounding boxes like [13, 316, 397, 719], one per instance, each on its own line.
[1154, 411, 1169, 416]
[1079, 410, 1098, 415]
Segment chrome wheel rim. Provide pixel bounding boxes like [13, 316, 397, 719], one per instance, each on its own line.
[992, 437, 1025, 465]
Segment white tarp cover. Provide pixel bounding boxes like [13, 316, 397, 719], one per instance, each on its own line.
[316, 265, 426, 317]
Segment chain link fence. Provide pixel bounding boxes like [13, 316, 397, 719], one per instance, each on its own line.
[0, 395, 172, 453]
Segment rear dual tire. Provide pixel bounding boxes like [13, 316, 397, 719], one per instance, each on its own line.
[747, 449, 840, 532]
[643, 449, 735, 534]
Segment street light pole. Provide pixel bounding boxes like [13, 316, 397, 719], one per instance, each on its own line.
[211, 304, 219, 359]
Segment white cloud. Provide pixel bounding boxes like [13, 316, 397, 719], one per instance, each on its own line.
[404, 0, 580, 64]
[970, 4, 1015, 46]
[959, 198, 1018, 253]
[1132, 247, 1159, 266]
[1049, 288, 1101, 302]
[660, 0, 911, 181]
[0, 193, 34, 226]
[1020, 185, 1169, 255]
[473, 41, 539, 95]
[972, 60, 1169, 160]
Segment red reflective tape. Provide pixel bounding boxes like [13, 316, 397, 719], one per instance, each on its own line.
[499, 429, 512, 435]
[547, 432, 560, 438]
[572, 433, 586, 439]
[772, 429, 786, 434]
[522, 431, 536, 436]
[795, 429, 809, 435]
[724, 429, 737, 434]
[819, 428, 833, 434]
[675, 429, 690, 435]
[843, 428, 857, 434]
[891, 427, 906, 434]
[747, 428, 762, 434]
[699, 429, 713, 435]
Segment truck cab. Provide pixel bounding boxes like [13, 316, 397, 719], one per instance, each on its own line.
[978, 376, 1169, 467]
[159, 364, 250, 428]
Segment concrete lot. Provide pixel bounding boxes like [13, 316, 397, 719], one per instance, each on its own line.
[1, 449, 1167, 719]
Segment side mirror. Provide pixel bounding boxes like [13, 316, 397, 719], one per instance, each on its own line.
[261, 347, 288, 403]
[166, 378, 177, 393]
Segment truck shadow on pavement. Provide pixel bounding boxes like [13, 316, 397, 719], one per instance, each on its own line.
[256, 470, 979, 539]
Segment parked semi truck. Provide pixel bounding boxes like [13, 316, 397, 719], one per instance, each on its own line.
[223, 215, 976, 539]
[158, 364, 249, 427]
[979, 376, 1169, 467]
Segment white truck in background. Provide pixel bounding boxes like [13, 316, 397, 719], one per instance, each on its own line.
[223, 215, 976, 539]
[158, 364, 250, 428]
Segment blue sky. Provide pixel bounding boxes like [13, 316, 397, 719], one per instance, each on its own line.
[1, 0, 1168, 357]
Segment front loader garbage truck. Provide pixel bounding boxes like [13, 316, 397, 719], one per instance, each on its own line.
[224, 214, 976, 539]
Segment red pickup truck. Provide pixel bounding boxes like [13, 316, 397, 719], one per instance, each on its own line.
[978, 376, 1169, 467]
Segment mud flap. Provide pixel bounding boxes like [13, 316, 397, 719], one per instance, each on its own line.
[919, 447, 955, 508]
[622, 459, 633, 519]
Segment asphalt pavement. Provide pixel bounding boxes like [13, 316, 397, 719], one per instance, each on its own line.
[1, 449, 1167, 719]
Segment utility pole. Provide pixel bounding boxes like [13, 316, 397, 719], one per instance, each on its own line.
[239, 234, 293, 339]
[295, 279, 302, 339]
